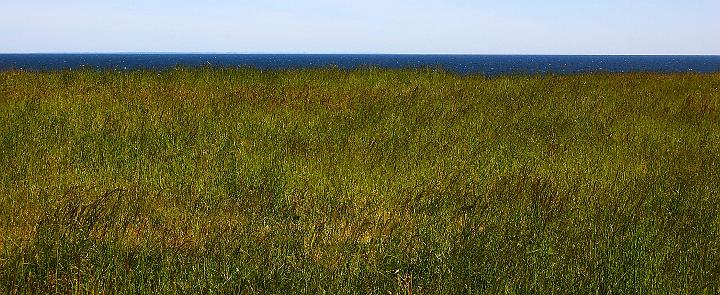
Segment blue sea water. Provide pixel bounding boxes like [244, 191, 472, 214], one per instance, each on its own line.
[1, 54, 719, 76]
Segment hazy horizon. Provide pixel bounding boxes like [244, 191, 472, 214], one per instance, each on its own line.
[2, 53, 719, 56]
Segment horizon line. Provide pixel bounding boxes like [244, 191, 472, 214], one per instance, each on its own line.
[1, 52, 719, 56]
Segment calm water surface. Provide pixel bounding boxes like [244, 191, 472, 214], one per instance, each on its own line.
[1, 54, 719, 76]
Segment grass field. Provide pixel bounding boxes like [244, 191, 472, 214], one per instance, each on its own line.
[1, 68, 719, 294]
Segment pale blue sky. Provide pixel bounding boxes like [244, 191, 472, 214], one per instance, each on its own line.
[1, 0, 718, 54]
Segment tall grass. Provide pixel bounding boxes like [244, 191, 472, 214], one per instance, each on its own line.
[1, 68, 719, 294]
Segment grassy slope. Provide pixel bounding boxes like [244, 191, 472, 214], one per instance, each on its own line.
[0, 68, 719, 294]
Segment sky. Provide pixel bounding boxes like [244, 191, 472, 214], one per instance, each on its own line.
[1, 0, 719, 54]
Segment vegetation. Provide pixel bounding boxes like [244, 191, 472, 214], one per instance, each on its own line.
[1, 68, 719, 294]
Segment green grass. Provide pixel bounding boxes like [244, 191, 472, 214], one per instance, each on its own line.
[0, 68, 719, 294]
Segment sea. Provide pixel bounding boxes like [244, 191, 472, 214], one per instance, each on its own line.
[1, 54, 719, 76]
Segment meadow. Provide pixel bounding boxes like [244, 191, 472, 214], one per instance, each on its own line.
[0, 68, 719, 294]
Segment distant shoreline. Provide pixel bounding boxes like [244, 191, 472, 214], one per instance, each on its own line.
[2, 54, 719, 75]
